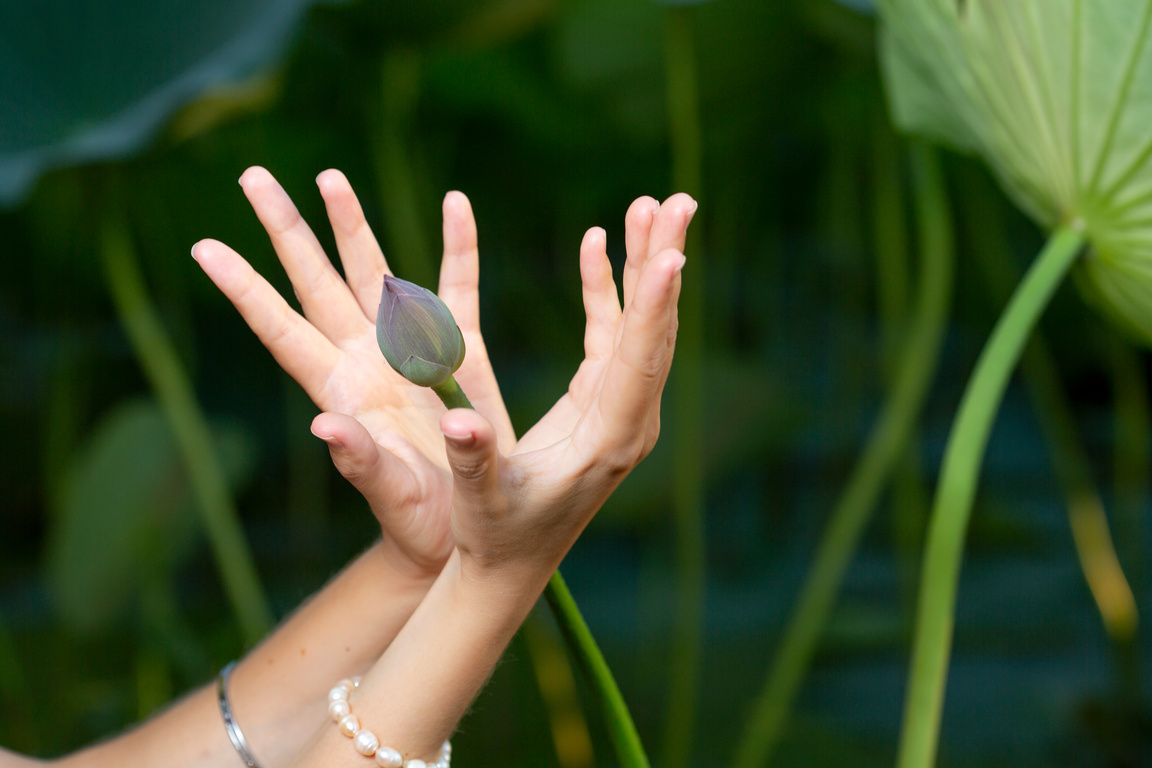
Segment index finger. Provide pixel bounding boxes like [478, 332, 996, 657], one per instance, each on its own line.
[193, 238, 341, 398]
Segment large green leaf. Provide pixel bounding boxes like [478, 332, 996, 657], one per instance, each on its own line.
[878, 0, 1152, 343]
[0, 0, 344, 207]
[46, 398, 254, 633]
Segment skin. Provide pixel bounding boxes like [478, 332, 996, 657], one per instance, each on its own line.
[1, 167, 694, 768]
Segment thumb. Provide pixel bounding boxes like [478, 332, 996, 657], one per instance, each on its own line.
[311, 412, 409, 504]
[440, 408, 503, 512]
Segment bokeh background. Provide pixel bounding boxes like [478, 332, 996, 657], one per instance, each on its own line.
[2, 1, 1151, 766]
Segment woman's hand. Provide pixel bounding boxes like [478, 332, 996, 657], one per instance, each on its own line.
[193, 167, 515, 579]
[436, 194, 696, 583]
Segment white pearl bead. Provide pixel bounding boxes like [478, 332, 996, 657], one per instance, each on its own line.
[329, 686, 349, 702]
[337, 677, 356, 692]
[352, 676, 362, 686]
[354, 730, 380, 756]
[441, 741, 451, 756]
[374, 747, 403, 768]
[406, 760, 427, 768]
[338, 714, 360, 737]
[328, 699, 351, 721]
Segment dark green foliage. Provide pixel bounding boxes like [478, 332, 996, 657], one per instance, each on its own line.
[0, 1, 1149, 766]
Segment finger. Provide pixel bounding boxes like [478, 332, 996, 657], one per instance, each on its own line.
[580, 227, 621, 362]
[311, 412, 417, 511]
[591, 248, 686, 452]
[643, 193, 697, 278]
[437, 191, 482, 335]
[193, 239, 341, 396]
[240, 166, 365, 340]
[440, 408, 503, 515]
[317, 169, 390, 321]
[622, 196, 659, 307]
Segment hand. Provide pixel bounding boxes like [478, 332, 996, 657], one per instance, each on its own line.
[435, 194, 696, 581]
[193, 167, 515, 579]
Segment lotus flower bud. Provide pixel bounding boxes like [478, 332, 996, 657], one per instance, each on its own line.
[376, 275, 466, 388]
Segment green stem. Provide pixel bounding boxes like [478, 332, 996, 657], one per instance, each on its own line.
[732, 144, 954, 768]
[872, 118, 928, 623]
[896, 225, 1086, 768]
[101, 213, 272, 645]
[431, 376, 473, 410]
[971, 211, 1137, 643]
[1108, 334, 1149, 702]
[1109, 335, 1150, 600]
[544, 571, 650, 768]
[662, 7, 706, 767]
[430, 377, 649, 768]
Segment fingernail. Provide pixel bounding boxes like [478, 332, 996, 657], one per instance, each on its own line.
[441, 428, 474, 448]
[190, 245, 199, 262]
[686, 200, 699, 221]
[310, 426, 344, 450]
[673, 253, 687, 273]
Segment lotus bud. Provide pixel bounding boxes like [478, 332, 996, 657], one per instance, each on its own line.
[878, 0, 1152, 343]
[376, 275, 466, 388]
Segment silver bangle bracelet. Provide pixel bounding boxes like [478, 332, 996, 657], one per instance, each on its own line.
[217, 661, 262, 768]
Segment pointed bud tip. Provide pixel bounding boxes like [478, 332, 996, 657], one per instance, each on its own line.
[376, 276, 466, 387]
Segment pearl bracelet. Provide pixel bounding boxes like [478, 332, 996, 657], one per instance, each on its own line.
[328, 678, 452, 768]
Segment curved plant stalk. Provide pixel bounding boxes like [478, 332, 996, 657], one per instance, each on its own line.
[871, 117, 930, 620]
[661, 7, 706, 768]
[521, 612, 596, 768]
[101, 213, 272, 645]
[971, 214, 1137, 643]
[431, 378, 650, 768]
[733, 144, 953, 768]
[1108, 334, 1149, 701]
[544, 572, 649, 768]
[896, 225, 1086, 768]
[1109, 335, 1150, 601]
[1020, 337, 1136, 640]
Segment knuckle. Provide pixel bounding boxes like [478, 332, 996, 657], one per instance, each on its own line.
[452, 458, 490, 482]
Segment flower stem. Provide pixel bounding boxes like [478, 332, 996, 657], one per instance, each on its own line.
[100, 212, 272, 646]
[896, 225, 1085, 768]
[544, 571, 650, 768]
[431, 376, 473, 410]
[732, 143, 954, 768]
[429, 376, 649, 768]
[969, 202, 1137, 643]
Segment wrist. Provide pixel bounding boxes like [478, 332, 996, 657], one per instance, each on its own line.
[370, 539, 442, 592]
[452, 547, 558, 612]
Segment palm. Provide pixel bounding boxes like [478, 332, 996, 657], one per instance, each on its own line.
[513, 193, 693, 459]
[442, 192, 696, 573]
[195, 167, 513, 574]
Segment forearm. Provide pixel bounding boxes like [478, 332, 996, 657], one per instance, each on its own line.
[289, 550, 552, 767]
[55, 543, 435, 768]
[0, 748, 46, 768]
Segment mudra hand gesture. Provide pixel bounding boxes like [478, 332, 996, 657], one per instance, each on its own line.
[194, 166, 695, 583]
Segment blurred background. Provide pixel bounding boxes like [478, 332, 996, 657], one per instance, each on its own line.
[2, 0, 1151, 766]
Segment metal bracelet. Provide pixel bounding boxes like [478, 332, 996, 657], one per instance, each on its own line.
[217, 661, 262, 768]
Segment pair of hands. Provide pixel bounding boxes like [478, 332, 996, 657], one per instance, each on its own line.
[193, 167, 693, 587]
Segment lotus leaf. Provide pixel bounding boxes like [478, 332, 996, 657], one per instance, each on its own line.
[878, 0, 1152, 342]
